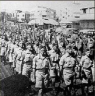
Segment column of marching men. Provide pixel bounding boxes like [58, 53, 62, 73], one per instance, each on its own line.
[0, 28, 95, 96]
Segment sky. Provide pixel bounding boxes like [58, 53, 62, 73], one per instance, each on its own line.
[0, 1, 94, 16]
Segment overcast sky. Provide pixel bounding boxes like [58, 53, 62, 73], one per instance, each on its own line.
[0, 1, 94, 15]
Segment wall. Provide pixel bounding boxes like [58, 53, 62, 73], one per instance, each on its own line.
[79, 20, 95, 29]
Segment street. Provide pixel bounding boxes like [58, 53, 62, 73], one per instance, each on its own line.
[0, 61, 94, 96]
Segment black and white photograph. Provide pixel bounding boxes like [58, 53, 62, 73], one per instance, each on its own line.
[0, 1, 95, 96]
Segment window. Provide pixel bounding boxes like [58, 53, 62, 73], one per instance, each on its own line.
[42, 15, 46, 17]
[89, 8, 94, 14]
[83, 9, 87, 14]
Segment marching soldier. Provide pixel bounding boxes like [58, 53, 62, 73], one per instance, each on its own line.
[0, 35, 7, 65]
[79, 48, 93, 96]
[13, 39, 21, 74]
[59, 45, 76, 96]
[6, 37, 13, 68]
[32, 45, 50, 96]
[22, 43, 34, 78]
[15, 41, 24, 74]
[48, 43, 60, 90]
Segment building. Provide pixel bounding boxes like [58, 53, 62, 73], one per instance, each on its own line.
[59, 8, 81, 28]
[10, 10, 30, 23]
[79, 7, 95, 29]
[30, 6, 56, 20]
[66, 6, 95, 31]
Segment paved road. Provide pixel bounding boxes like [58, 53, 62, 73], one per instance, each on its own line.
[0, 60, 94, 96]
[0, 61, 12, 81]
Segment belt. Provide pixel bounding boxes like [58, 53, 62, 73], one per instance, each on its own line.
[24, 61, 32, 63]
[36, 68, 48, 73]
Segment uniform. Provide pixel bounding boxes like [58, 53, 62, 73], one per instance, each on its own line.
[13, 44, 19, 69]
[33, 54, 49, 88]
[80, 55, 93, 84]
[22, 50, 34, 77]
[15, 47, 23, 74]
[76, 39, 83, 56]
[0, 38, 6, 64]
[48, 50, 59, 78]
[6, 41, 13, 62]
[59, 53, 76, 86]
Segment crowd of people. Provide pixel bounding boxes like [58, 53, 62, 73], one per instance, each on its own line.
[0, 26, 95, 96]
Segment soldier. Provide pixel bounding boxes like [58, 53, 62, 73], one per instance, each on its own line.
[79, 48, 93, 96]
[76, 37, 84, 56]
[32, 45, 50, 96]
[0, 35, 6, 65]
[22, 43, 34, 78]
[33, 41, 39, 55]
[10, 39, 17, 74]
[48, 43, 60, 90]
[13, 39, 20, 74]
[59, 45, 76, 96]
[15, 41, 24, 74]
[6, 37, 13, 68]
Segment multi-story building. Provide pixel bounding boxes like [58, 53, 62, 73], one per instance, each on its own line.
[30, 6, 56, 20]
[10, 10, 30, 23]
[59, 8, 80, 28]
[79, 7, 95, 29]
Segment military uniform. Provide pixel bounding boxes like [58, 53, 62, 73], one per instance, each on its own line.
[13, 44, 19, 69]
[15, 47, 23, 74]
[33, 54, 49, 88]
[59, 53, 76, 86]
[80, 55, 93, 84]
[0, 38, 6, 64]
[6, 41, 13, 63]
[22, 50, 34, 77]
[48, 50, 60, 78]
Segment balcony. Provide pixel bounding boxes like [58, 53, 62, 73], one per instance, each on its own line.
[80, 13, 94, 20]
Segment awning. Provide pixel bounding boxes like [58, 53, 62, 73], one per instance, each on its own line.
[48, 19, 59, 25]
[59, 20, 72, 24]
[28, 19, 44, 25]
[28, 18, 59, 25]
